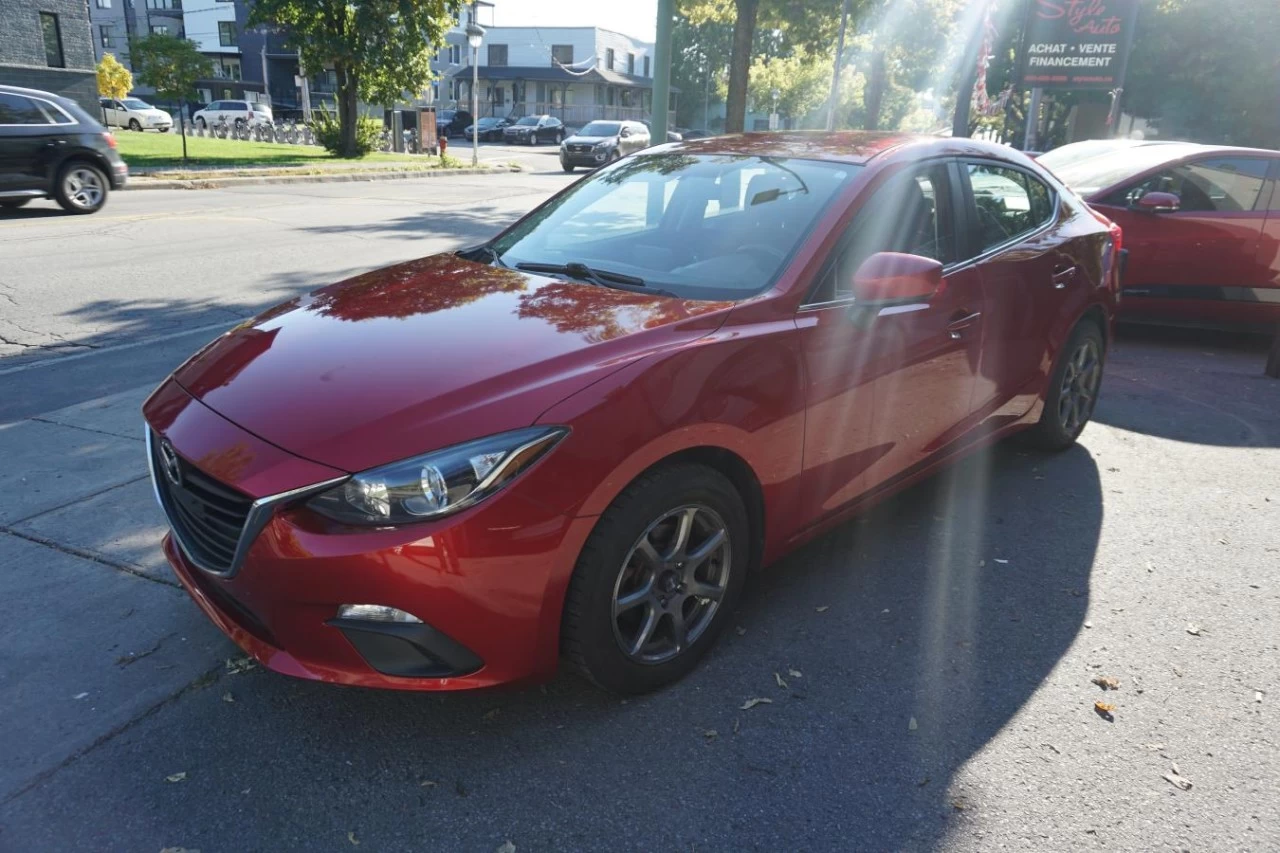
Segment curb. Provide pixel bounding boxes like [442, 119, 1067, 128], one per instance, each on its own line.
[122, 165, 516, 191]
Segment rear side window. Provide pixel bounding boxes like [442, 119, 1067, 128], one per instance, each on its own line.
[967, 164, 1054, 252]
[1101, 157, 1271, 212]
[34, 99, 73, 124]
[0, 93, 52, 125]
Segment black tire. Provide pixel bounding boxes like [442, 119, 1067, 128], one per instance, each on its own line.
[556, 130, 564, 144]
[0, 198, 32, 210]
[53, 161, 109, 215]
[1024, 319, 1106, 451]
[195, 117, 207, 130]
[561, 161, 575, 173]
[128, 119, 142, 131]
[561, 464, 750, 694]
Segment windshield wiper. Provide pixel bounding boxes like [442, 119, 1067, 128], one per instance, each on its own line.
[459, 244, 507, 268]
[516, 261, 645, 288]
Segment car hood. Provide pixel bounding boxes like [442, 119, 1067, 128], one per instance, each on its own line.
[174, 254, 732, 473]
[565, 135, 615, 145]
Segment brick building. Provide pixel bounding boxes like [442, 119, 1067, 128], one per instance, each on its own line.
[0, 0, 98, 113]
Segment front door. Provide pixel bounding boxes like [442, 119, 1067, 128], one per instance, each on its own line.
[797, 160, 983, 519]
[1093, 155, 1274, 326]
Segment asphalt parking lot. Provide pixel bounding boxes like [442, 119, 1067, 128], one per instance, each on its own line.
[1, 173, 1278, 851]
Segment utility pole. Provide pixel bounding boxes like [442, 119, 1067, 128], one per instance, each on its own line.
[298, 48, 312, 123]
[260, 43, 270, 103]
[651, 0, 674, 140]
[826, 0, 850, 131]
[1024, 86, 1042, 151]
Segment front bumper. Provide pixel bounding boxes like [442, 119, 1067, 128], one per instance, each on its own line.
[561, 149, 610, 166]
[146, 380, 596, 691]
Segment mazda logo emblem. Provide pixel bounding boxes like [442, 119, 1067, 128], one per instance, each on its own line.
[159, 440, 183, 487]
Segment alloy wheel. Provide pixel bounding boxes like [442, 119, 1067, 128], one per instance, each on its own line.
[1057, 337, 1101, 434]
[611, 505, 732, 664]
[63, 167, 104, 211]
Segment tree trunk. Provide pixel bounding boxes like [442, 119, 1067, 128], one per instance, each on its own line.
[864, 50, 886, 130]
[723, 0, 759, 134]
[336, 61, 359, 158]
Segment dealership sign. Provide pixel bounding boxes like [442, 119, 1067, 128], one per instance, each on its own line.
[1020, 0, 1140, 89]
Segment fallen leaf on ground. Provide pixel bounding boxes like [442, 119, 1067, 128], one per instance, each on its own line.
[732, 717, 740, 734]
[952, 797, 968, 810]
[994, 558, 1009, 564]
[482, 709, 500, 721]
[165, 772, 187, 783]
[1084, 620, 1093, 629]
[1145, 743, 1165, 751]
[788, 669, 802, 679]
[221, 692, 235, 703]
[1093, 701, 1115, 720]
[1163, 766, 1192, 791]
[1043, 743, 1061, 754]
[420, 780, 437, 788]
[774, 672, 788, 689]
[348, 830, 360, 845]
[225, 656, 257, 675]
[702, 729, 718, 740]
[735, 626, 747, 636]
[740, 698, 773, 710]
[917, 777, 930, 787]
[815, 606, 829, 613]
[908, 716, 918, 731]
[73, 692, 88, 700]
[496, 843, 516, 853]
[1091, 675, 1121, 691]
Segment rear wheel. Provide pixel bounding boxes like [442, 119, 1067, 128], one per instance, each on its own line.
[128, 119, 142, 131]
[1024, 320, 1105, 450]
[562, 464, 749, 694]
[54, 162, 108, 214]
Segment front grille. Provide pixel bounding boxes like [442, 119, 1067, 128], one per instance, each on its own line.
[568, 144, 591, 153]
[150, 432, 252, 574]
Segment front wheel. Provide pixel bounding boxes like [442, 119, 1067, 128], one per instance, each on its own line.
[1024, 320, 1105, 450]
[561, 464, 749, 694]
[54, 162, 109, 214]
[128, 119, 142, 132]
[561, 160, 575, 173]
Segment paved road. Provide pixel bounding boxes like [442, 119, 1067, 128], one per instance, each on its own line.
[1, 173, 1278, 852]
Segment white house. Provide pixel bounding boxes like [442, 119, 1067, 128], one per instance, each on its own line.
[438, 25, 676, 126]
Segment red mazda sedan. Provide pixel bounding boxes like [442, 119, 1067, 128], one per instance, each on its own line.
[145, 132, 1120, 694]
[1045, 141, 1280, 330]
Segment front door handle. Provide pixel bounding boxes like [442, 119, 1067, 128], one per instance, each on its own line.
[947, 310, 982, 340]
[1052, 263, 1079, 289]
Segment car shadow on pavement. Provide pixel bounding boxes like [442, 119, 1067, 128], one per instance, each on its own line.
[0, 441, 1100, 851]
[296, 201, 522, 243]
[1093, 326, 1280, 447]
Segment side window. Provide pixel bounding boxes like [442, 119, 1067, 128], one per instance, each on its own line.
[0, 93, 52, 125]
[1104, 158, 1270, 212]
[808, 163, 955, 304]
[967, 164, 1049, 251]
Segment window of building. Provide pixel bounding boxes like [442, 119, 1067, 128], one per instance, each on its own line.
[40, 13, 65, 68]
[218, 21, 237, 46]
[215, 56, 242, 80]
[605, 48, 615, 71]
[552, 44, 573, 66]
[147, 0, 182, 8]
[488, 44, 507, 66]
[96, 0, 112, 7]
[99, 24, 116, 48]
[627, 53, 635, 75]
[644, 55, 650, 77]
[150, 23, 169, 34]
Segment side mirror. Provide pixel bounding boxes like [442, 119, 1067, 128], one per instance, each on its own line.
[620, 128, 631, 138]
[852, 252, 943, 305]
[1135, 191, 1181, 213]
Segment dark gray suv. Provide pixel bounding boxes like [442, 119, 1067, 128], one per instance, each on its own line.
[559, 120, 651, 172]
[0, 85, 128, 214]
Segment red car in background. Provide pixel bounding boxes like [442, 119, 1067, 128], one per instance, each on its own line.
[144, 132, 1119, 695]
[1045, 141, 1280, 330]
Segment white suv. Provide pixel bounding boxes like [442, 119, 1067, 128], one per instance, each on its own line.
[99, 97, 173, 132]
[192, 100, 273, 131]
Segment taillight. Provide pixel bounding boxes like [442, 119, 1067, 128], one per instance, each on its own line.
[102, 131, 117, 149]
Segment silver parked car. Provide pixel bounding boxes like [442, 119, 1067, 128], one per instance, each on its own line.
[559, 120, 651, 172]
[99, 97, 172, 132]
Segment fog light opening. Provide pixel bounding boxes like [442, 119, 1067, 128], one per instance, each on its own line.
[337, 604, 423, 624]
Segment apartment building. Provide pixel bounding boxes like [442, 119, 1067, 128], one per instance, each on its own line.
[1, 0, 98, 112]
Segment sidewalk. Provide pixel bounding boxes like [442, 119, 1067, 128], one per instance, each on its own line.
[125, 163, 518, 191]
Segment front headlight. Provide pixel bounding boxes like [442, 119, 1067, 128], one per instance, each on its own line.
[307, 426, 567, 526]
[593, 142, 610, 151]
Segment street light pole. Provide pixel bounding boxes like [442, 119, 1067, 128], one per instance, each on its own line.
[651, 0, 674, 141]
[466, 7, 484, 168]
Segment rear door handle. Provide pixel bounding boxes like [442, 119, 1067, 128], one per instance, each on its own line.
[947, 311, 982, 340]
[1052, 263, 1079, 288]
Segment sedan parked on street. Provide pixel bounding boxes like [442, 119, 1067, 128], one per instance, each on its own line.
[463, 116, 511, 141]
[503, 115, 565, 145]
[99, 96, 172, 132]
[1048, 142, 1280, 329]
[1, 85, 128, 214]
[559, 120, 650, 171]
[144, 132, 1119, 695]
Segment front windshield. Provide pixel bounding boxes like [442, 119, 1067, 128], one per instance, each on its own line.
[579, 122, 621, 137]
[1052, 144, 1200, 194]
[516, 117, 540, 126]
[492, 153, 859, 301]
[478, 117, 500, 126]
[122, 98, 152, 110]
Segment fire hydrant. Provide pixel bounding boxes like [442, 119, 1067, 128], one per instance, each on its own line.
[438, 135, 447, 161]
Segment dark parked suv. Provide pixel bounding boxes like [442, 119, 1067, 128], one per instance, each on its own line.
[1, 85, 127, 214]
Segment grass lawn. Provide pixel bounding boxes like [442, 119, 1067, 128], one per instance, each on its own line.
[114, 131, 429, 168]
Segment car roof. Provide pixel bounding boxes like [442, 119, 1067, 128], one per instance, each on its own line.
[667, 131, 1035, 167]
[1, 83, 69, 103]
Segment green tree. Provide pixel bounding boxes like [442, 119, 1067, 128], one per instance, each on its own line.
[671, 11, 733, 130]
[745, 49, 832, 127]
[130, 34, 211, 162]
[249, 0, 458, 158]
